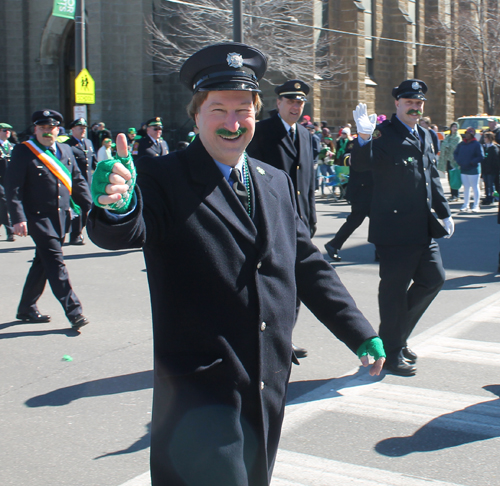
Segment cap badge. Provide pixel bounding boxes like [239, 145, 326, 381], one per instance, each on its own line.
[43, 110, 50, 116]
[156, 117, 160, 122]
[412, 82, 420, 90]
[227, 52, 244, 69]
[294, 83, 301, 89]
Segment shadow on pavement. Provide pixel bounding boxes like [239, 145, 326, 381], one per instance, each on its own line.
[375, 385, 500, 456]
[64, 249, 142, 260]
[25, 370, 154, 407]
[287, 368, 384, 405]
[94, 423, 151, 459]
[0, 245, 35, 253]
[0, 323, 80, 339]
[442, 272, 499, 290]
[287, 378, 336, 403]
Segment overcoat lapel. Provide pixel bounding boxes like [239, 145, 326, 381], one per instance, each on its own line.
[270, 113, 297, 160]
[183, 138, 258, 240]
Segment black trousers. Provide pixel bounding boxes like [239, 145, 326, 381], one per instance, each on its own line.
[376, 241, 445, 357]
[329, 200, 370, 250]
[0, 184, 13, 235]
[18, 234, 82, 318]
[69, 211, 88, 241]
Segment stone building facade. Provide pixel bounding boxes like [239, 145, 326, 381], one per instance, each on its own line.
[0, 0, 491, 145]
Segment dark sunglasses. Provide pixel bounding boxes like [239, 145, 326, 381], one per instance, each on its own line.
[1, 129, 10, 133]
[151, 127, 163, 131]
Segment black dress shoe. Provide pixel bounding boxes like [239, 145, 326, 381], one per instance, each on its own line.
[69, 235, 85, 245]
[16, 311, 51, 323]
[324, 242, 341, 262]
[383, 355, 416, 376]
[69, 314, 89, 330]
[402, 346, 417, 363]
[7, 234, 15, 242]
[292, 343, 308, 359]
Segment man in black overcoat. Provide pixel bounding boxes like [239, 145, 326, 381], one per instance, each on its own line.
[6, 109, 92, 329]
[247, 79, 317, 238]
[132, 117, 169, 160]
[351, 79, 454, 376]
[65, 117, 96, 245]
[87, 43, 385, 486]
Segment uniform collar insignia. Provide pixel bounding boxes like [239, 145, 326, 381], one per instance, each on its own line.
[256, 166, 266, 175]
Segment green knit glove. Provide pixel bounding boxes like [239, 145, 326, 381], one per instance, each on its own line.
[91, 154, 137, 214]
[357, 337, 386, 360]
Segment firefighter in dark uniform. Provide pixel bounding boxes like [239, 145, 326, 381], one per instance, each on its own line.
[65, 117, 96, 245]
[6, 109, 92, 329]
[132, 117, 169, 160]
[87, 43, 385, 486]
[0, 122, 15, 241]
[351, 80, 455, 376]
[246, 79, 317, 359]
[247, 80, 317, 238]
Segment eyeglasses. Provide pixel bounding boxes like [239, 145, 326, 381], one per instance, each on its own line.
[1, 129, 10, 133]
[151, 127, 163, 131]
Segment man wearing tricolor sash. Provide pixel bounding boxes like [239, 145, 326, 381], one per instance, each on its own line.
[6, 109, 92, 329]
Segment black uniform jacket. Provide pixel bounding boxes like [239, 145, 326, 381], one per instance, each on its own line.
[87, 137, 377, 486]
[6, 142, 92, 239]
[134, 135, 169, 159]
[351, 115, 451, 246]
[65, 136, 97, 183]
[345, 165, 373, 205]
[247, 113, 317, 232]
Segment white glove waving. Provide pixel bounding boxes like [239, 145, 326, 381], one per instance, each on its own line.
[443, 216, 454, 238]
[353, 103, 377, 135]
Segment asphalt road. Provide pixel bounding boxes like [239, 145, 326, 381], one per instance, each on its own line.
[1, 177, 499, 486]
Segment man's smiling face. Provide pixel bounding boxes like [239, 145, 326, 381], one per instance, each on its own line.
[395, 98, 425, 128]
[277, 97, 305, 126]
[195, 90, 256, 167]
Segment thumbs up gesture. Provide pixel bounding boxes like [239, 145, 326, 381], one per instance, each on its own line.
[91, 133, 137, 213]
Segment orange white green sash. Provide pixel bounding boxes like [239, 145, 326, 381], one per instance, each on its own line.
[23, 139, 81, 215]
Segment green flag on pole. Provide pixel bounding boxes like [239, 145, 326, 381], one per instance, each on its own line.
[52, 0, 76, 20]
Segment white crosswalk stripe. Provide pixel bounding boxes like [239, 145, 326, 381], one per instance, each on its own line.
[272, 450, 469, 486]
[284, 382, 499, 434]
[419, 338, 500, 365]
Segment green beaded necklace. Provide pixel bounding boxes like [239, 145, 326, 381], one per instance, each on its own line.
[242, 153, 251, 217]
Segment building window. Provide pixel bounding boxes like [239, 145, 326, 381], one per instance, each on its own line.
[408, 0, 417, 66]
[361, 0, 374, 78]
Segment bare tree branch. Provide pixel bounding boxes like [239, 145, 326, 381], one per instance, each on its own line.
[146, 0, 347, 86]
[426, 0, 500, 114]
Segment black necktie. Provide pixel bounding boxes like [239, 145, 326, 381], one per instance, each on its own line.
[230, 168, 249, 213]
[49, 146, 57, 157]
[412, 128, 421, 148]
[289, 126, 295, 142]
